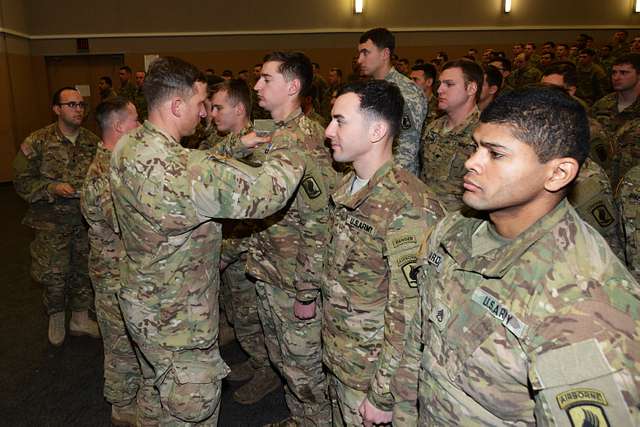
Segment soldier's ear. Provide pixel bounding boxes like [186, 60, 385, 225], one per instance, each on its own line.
[288, 78, 301, 97]
[52, 104, 61, 116]
[369, 120, 388, 143]
[544, 157, 580, 192]
[170, 97, 183, 118]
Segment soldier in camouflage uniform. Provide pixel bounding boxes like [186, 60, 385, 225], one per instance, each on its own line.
[98, 76, 117, 102]
[322, 80, 445, 426]
[392, 85, 640, 426]
[618, 165, 640, 282]
[237, 51, 336, 427]
[421, 59, 482, 212]
[508, 53, 542, 89]
[205, 79, 281, 405]
[357, 28, 427, 176]
[13, 87, 100, 346]
[591, 54, 640, 138]
[80, 97, 141, 426]
[409, 63, 440, 125]
[133, 71, 148, 122]
[109, 57, 307, 426]
[576, 48, 608, 105]
[117, 66, 137, 103]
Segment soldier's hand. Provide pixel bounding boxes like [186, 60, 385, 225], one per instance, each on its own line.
[293, 300, 316, 320]
[359, 398, 392, 427]
[49, 182, 76, 198]
[240, 131, 271, 149]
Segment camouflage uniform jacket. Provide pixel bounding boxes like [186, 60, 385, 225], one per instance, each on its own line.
[13, 123, 99, 228]
[392, 199, 640, 426]
[569, 157, 624, 259]
[618, 165, 640, 282]
[591, 92, 640, 137]
[611, 118, 640, 188]
[117, 81, 137, 103]
[420, 108, 480, 212]
[576, 63, 608, 105]
[109, 120, 306, 351]
[81, 142, 122, 292]
[322, 161, 445, 411]
[241, 110, 337, 303]
[133, 87, 148, 122]
[306, 108, 328, 128]
[510, 64, 542, 88]
[385, 67, 428, 176]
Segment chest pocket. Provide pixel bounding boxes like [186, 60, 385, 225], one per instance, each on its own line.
[40, 141, 69, 181]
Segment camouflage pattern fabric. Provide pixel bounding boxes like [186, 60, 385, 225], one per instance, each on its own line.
[569, 157, 624, 259]
[611, 118, 640, 188]
[117, 81, 138, 103]
[13, 122, 99, 314]
[81, 142, 142, 406]
[322, 161, 445, 417]
[109, 119, 306, 425]
[591, 92, 640, 138]
[306, 108, 328, 128]
[255, 281, 330, 426]
[576, 63, 608, 105]
[509, 64, 542, 88]
[134, 87, 148, 122]
[385, 68, 428, 176]
[420, 108, 480, 212]
[328, 373, 368, 427]
[588, 117, 616, 178]
[391, 199, 640, 426]
[618, 165, 640, 282]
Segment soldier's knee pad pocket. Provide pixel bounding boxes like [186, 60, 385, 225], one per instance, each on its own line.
[158, 361, 223, 422]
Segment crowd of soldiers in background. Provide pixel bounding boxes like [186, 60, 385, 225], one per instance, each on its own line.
[13, 24, 640, 426]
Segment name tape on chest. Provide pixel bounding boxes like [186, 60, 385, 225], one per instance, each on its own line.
[346, 215, 376, 235]
[471, 288, 527, 338]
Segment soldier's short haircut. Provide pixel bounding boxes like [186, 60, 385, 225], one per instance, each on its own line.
[483, 65, 503, 89]
[411, 63, 437, 81]
[442, 59, 484, 103]
[52, 86, 79, 106]
[481, 84, 589, 166]
[99, 76, 112, 87]
[558, 43, 570, 50]
[542, 61, 578, 87]
[541, 52, 556, 60]
[491, 57, 511, 72]
[437, 51, 449, 61]
[613, 53, 640, 72]
[263, 51, 314, 100]
[119, 65, 132, 74]
[513, 43, 524, 48]
[95, 96, 132, 131]
[143, 56, 206, 111]
[211, 78, 252, 119]
[543, 41, 556, 48]
[338, 79, 404, 140]
[580, 48, 596, 57]
[359, 28, 395, 54]
[526, 42, 536, 49]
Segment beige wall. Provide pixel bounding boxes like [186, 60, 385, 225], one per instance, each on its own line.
[0, 0, 638, 181]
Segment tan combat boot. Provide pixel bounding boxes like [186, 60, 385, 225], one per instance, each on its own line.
[69, 310, 101, 338]
[234, 365, 281, 405]
[111, 401, 137, 427]
[48, 312, 65, 346]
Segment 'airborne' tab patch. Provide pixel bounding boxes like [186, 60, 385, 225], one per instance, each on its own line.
[557, 388, 610, 427]
[346, 215, 375, 235]
[471, 288, 527, 338]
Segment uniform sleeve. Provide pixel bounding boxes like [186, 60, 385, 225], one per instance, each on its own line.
[365, 206, 430, 411]
[189, 143, 305, 221]
[207, 132, 253, 158]
[528, 296, 640, 426]
[617, 173, 640, 283]
[81, 158, 117, 233]
[13, 135, 54, 204]
[395, 89, 427, 176]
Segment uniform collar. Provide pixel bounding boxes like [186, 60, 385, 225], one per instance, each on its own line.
[440, 199, 573, 278]
[142, 120, 179, 145]
[274, 108, 304, 128]
[332, 160, 394, 209]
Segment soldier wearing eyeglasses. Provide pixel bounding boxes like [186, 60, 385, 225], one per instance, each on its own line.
[13, 86, 100, 346]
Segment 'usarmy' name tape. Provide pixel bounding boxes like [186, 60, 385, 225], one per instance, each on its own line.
[471, 288, 527, 339]
[347, 215, 375, 235]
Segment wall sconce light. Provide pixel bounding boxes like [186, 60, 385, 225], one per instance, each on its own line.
[504, 0, 512, 13]
[354, 0, 364, 14]
[635, 0, 640, 13]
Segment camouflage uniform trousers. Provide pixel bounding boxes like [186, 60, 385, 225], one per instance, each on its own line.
[328, 374, 366, 427]
[94, 287, 141, 406]
[131, 341, 223, 427]
[223, 260, 270, 368]
[255, 280, 331, 426]
[30, 224, 92, 315]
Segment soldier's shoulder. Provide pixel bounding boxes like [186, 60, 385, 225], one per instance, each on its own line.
[26, 123, 57, 142]
[619, 165, 640, 194]
[389, 167, 446, 217]
[579, 157, 609, 182]
[592, 92, 617, 110]
[79, 127, 100, 144]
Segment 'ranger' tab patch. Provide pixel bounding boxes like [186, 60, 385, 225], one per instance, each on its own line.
[557, 389, 610, 427]
[398, 255, 418, 287]
[429, 300, 451, 331]
[401, 114, 412, 130]
[391, 235, 417, 248]
[301, 175, 322, 199]
[590, 203, 614, 228]
[471, 288, 527, 338]
[346, 215, 375, 235]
